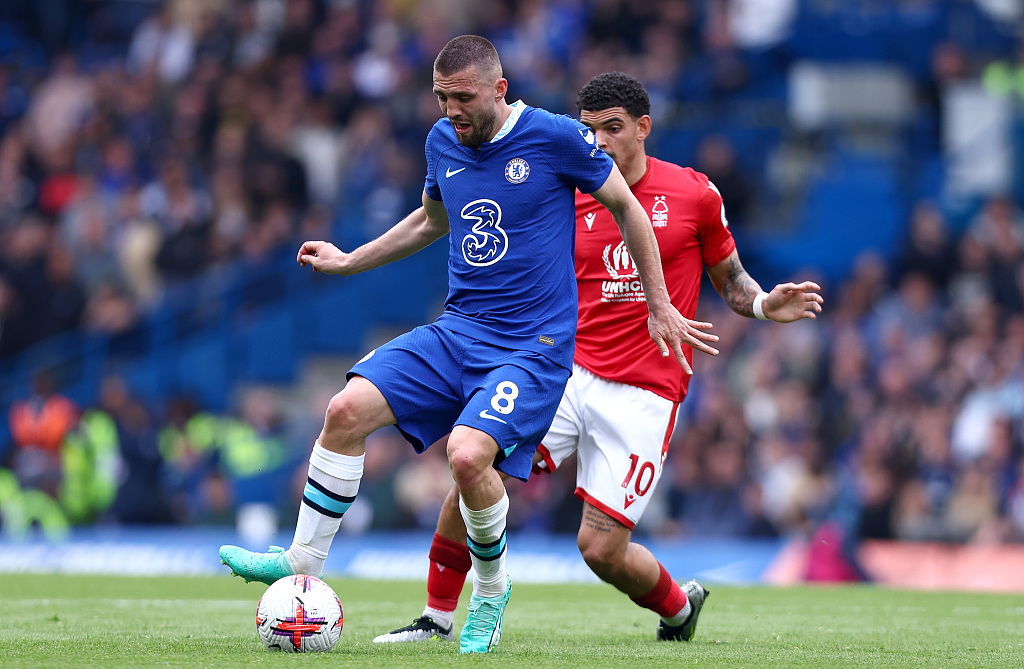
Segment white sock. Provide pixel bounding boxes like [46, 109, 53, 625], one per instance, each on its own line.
[459, 491, 509, 599]
[423, 606, 455, 631]
[287, 441, 363, 575]
[663, 598, 693, 626]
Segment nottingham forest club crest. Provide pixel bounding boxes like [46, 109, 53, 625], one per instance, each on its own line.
[651, 195, 669, 228]
[505, 158, 530, 183]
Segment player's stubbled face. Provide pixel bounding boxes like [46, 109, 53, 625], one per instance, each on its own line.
[433, 67, 500, 150]
[579, 106, 639, 168]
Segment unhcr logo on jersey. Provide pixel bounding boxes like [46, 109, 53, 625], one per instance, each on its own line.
[505, 158, 530, 183]
[602, 242, 639, 280]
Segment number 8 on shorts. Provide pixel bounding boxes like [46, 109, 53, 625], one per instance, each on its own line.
[490, 381, 519, 415]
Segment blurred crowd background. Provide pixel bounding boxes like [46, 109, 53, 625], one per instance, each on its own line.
[0, 0, 1023, 564]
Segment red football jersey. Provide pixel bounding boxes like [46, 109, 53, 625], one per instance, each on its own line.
[573, 157, 736, 401]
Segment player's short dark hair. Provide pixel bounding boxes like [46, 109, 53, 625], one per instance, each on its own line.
[576, 72, 650, 120]
[434, 35, 502, 79]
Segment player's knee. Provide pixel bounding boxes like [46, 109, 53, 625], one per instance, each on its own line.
[578, 534, 609, 567]
[579, 541, 617, 579]
[447, 442, 490, 488]
[323, 391, 363, 437]
[577, 530, 625, 578]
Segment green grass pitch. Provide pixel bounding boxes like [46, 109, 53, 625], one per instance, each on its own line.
[1, 575, 1022, 668]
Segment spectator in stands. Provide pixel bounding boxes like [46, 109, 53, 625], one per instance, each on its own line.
[158, 395, 216, 523]
[391, 436, 451, 531]
[59, 177, 122, 292]
[81, 282, 139, 335]
[1, 218, 62, 352]
[1007, 458, 1024, 541]
[351, 428, 415, 532]
[894, 478, 949, 542]
[145, 156, 212, 283]
[944, 461, 1002, 542]
[900, 200, 957, 289]
[219, 388, 293, 541]
[853, 453, 897, 541]
[7, 370, 77, 497]
[128, 3, 196, 85]
[970, 195, 1024, 312]
[113, 187, 163, 305]
[695, 135, 754, 229]
[92, 376, 174, 525]
[682, 440, 755, 537]
[25, 52, 93, 162]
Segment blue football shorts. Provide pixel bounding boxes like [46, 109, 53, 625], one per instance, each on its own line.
[347, 323, 571, 481]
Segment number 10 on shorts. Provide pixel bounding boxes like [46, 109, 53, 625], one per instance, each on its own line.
[621, 454, 655, 497]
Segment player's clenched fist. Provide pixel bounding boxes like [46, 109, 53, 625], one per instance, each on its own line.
[297, 240, 351, 275]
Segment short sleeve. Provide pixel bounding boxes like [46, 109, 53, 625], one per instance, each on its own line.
[553, 115, 614, 195]
[424, 123, 443, 201]
[699, 179, 737, 267]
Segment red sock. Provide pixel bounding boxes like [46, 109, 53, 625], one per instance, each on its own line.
[426, 533, 471, 612]
[630, 563, 688, 618]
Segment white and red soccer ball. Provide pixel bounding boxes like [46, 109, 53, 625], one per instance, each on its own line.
[256, 575, 344, 652]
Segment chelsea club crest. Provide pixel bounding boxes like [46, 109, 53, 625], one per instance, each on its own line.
[505, 158, 530, 184]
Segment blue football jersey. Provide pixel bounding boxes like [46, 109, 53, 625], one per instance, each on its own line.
[424, 100, 614, 369]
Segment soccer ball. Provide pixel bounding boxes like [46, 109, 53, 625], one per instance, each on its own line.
[256, 575, 344, 652]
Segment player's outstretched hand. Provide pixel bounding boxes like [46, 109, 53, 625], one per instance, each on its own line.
[296, 240, 351, 275]
[763, 281, 823, 322]
[648, 306, 719, 375]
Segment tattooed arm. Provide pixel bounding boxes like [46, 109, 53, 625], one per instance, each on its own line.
[706, 249, 761, 318]
[706, 249, 824, 322]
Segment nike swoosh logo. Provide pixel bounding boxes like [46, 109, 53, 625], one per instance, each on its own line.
[578, 128, 595, 145]
[446, 167, 467, 177]
[479, 409, 507, 424]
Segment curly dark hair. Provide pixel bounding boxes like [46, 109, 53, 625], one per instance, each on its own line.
[576, 71, 650, 120]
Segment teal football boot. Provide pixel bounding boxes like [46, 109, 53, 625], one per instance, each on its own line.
[459, 577, 511, 653]
[219, 545, 295, 585]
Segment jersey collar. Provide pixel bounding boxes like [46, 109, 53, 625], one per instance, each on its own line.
[489, 100, 526, 143]
[630, 156, 654, 192]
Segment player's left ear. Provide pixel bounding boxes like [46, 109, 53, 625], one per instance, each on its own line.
[495, 77, 508, 101]
[636, 115, 652, 141]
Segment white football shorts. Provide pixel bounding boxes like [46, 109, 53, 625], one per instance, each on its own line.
[534, 364, 679, 529]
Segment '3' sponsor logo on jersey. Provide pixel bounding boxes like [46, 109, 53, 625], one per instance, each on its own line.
[461, 199, 508, 267]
